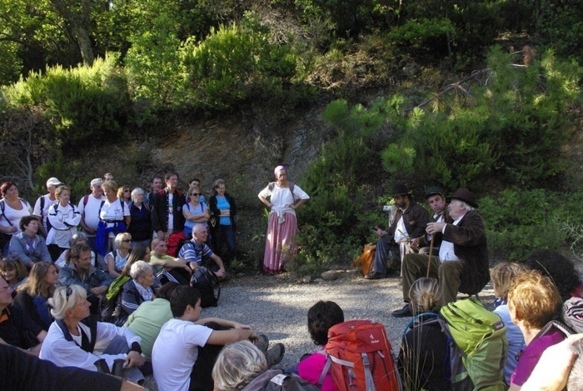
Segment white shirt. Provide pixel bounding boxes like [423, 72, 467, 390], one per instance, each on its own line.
[33, 194, 58, 231]
[46, 203, 81, 248]
[258, 183, 310, 224]
[394, 211, 408, 243]
[0, 199, 31, 233]
[439, 214, 464, 262]
[78, 194, 105, 235]
[100, 198, 130, 238]
[152, 318, 213, 391]
[167, 193, 174, 232]
[40, 321, 141, 372]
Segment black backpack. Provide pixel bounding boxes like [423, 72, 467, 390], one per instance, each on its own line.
[265, 373, 319, 391]
[190, 266, 220, 307]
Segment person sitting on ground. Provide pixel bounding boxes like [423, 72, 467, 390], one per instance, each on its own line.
[13, 262, 58, 330]
[149, 237, 192, 284]
[152, 285, 283, 391]
[58, 243, 114, 315]
[179, 224, 226, 280]
[55, 232, 98, 270]
[398, 277, 450, 391]
[115, 261, 155, 326]
[491, 262, 528, 385]
[525, 249, 583, 302]
[0, 256, 28, 291]
[294, 300, 344, 390]
[508, 270, 565, 390]
[46, 185, 82, 261]
[212, 340, 290, 391]
[40, 285, 145, 383]
[392, 188, 489, 317]
[104, 232, 132, 278]
[8, 215, 51, 268]
[0, 276, 46, 355]
[365, 183, 430, 279]
[32, 177, 62, 237]
[124, 282, 179, 361]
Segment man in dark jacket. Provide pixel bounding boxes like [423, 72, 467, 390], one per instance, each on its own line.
[151, 172, 186, 240]
[392, 188, 489, 317]
[365, 184, 430, 279]
[410, 186, 448, 255]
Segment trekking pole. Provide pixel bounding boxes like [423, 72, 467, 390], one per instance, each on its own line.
[426, 236, 435, 279]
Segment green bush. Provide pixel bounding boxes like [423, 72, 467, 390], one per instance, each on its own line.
[2, 55, 130, 156]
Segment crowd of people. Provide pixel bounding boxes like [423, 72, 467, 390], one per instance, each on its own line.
[1, 169, 583, 391]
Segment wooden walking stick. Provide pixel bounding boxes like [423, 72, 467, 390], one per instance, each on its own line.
[426, 235, 435, 279]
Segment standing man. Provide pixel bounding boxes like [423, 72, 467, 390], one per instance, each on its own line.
[410, 186, 448, 255]
[365, 184, 430, 279]
[392, 188, 489, 317]
[33, 177, 63, 236]
[151, 172, 186, 240]
[78, 178, 105, 256]
[146, 176, 163, 206]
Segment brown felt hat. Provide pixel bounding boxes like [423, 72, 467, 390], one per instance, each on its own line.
[449, 188, 478, 208]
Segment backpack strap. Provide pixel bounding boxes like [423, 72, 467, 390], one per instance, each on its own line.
[0, 200, 9, 226]
[317, 355, 333, 386]
[535, 320, 574, 340]
[39, 196, 45, 216]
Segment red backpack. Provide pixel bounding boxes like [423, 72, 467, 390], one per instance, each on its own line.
[166, 231, 187, 257]
[320, 320, 401, 391]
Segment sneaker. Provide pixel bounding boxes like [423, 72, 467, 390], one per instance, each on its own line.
[364, 271, 387, 280]
[265, 343, 285, 367]
[391, 304, 413, 318]
[253, 334, 269, 353]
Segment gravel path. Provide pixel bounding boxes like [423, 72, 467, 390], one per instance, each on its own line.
[144, 270, 495, 390]
[202, 271, 496, 370]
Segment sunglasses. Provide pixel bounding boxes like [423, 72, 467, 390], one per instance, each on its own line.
[191, 193, 201, 196]
[122, 239, 132, 243]
[124, 189, 131, 193]
[66, 286, 73, 298]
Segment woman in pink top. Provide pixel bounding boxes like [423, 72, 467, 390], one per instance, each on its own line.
[297, 301, 344, 391]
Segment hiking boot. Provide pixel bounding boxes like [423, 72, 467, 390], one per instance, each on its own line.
[253, 334, 269, 353]
[265, 343, 285, 367]
[364, 271, 387, 280]
[391, 304, 413, 318]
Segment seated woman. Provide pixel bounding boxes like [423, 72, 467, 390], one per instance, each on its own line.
[46, 185, 82, 262]
[508, 271, 565, 389]
[116, 261, 155, 326]
[398, 277, 451, 391]
[212, 340, 288, 391]
[104, 232, 132, 278]
[491, 262, 527, 385]
[295, 301, 344, 390]
[55, 232, 98, 270]
[39, 285, 145, 383]
[13, 262, 58, 330]
[8, 216, 51, 268]
[0, 256, 28, 292]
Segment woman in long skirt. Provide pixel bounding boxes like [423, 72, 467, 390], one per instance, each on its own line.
[258, 166, 309, 274]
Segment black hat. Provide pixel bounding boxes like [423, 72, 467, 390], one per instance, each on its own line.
[449, 188, 478, 208]
[425, 186, 445, 199]
[391, 183, 411, 197]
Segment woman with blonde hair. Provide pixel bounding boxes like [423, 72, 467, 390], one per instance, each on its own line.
[96, 180, 130, 257]
[508, 271, 565, 390]
[104, 232, 132, 277]
[213, 340, 287, 391]
[491, 262, 527, 384]
[398, 277, 450, 391]
[14, 262, 58, 330]
[40, 285, 145, 382]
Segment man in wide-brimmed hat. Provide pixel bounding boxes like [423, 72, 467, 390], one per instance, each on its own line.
[410, 186, 448, 255]
[392, 188, 489, 317]
[365, 183, 430, 280]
